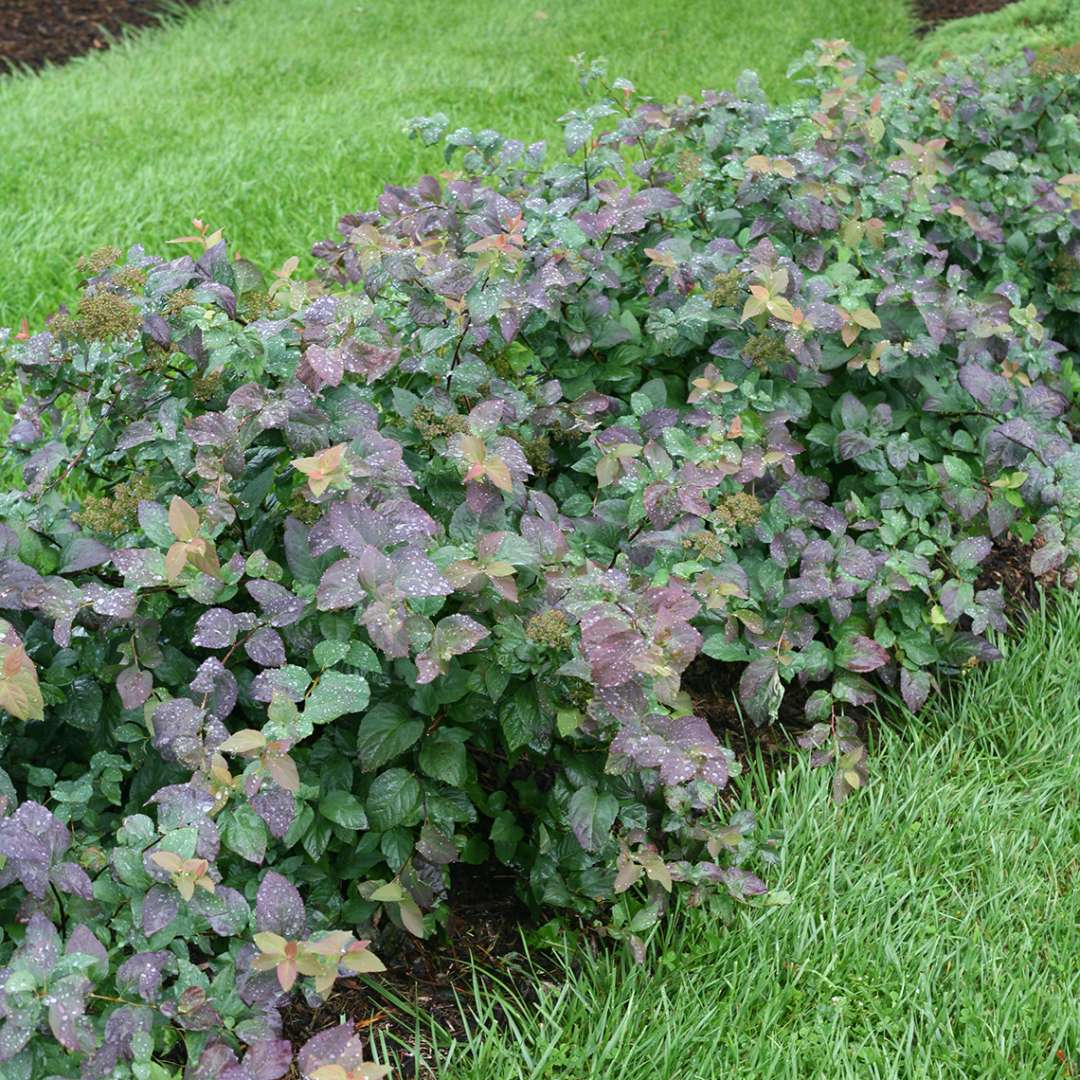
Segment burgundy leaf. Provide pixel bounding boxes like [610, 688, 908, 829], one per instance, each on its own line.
[117, 665, 153, 709]
[143, 884, 180, 935]
[193, 608, 239, 649]
[245, 627, 287, 667]
[255, 870, 306, 938]
[116, 951, 173, 1003]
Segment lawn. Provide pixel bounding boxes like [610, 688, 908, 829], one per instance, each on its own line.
[422, 592, 1080, 1079]
[0, 0, 915, 326]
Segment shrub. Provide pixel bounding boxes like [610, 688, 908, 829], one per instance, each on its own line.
[915, 0, 1080, 67]
[0, 41, 1078, 1076]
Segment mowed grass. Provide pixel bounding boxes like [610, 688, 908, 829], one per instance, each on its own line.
[0, 0, 914, 326]
[388, 592, 1080, 1080]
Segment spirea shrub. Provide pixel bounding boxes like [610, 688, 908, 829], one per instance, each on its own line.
[0, 40, 1078, 1077]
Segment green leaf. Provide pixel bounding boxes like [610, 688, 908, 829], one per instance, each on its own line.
[366, 768, 421, 831]
[357, 702, 424, 772]
[304, 671, 369, 725]
[138, 502, 175, 548]
[268, 665, 312, 698]
[345, 641, 382, 673]
[490, 810, 524, 863]
[222, 804, 267, 864]
[55, 677, 103, 730]
[700, 633, 753, 662]
[313, 640, 350, 669]
[499, 682, 543, 752]
[942, 455, 973, 486]
[380, 827, 413, 872]
[263, 692, 311, 743]
[568, 786, 618, 852]
[418, 731, 468, 786]
[318, 790, 368, 830]
[301, 816, 332, 861]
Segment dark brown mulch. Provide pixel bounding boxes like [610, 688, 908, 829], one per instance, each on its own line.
[280, 882, 566, 1080]
[976, 534, 1062, 620]
[913, 0, 1020, 33]
[0, 0, 203, 73]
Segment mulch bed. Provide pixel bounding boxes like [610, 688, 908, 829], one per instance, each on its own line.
[914, 0, 1020, 32]
[280, 871, 564, 1079]
[0, 0, 204, 72]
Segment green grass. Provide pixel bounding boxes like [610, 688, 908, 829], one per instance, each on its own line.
[390, 592, 1080, 1079]
[0, 0, 915, 327]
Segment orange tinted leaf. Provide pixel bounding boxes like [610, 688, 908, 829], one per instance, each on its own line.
[485, 458, 514, 493]
[767, 296, 795, 322]
[151, 851, 185, 874]
[851, 307, 881, 330]
[267, 753, 300, 793]
[168, 497, 199, 542]
[310, 1068, 349, 1080]
[185, 538, 222, 579]
[218, 729, 267, 754]
[253, 931, 287, 956]
[643, 247, 677, 269]
[740, 296, 766, 322]
[165, 542, 188, 582]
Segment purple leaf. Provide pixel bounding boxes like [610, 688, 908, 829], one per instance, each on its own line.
[255, 870, 306, 938]
[17, 912, 61, 977]
[717, 867, 768, 898]
[391, 548, 453, 599]
[836, 635, 889, 674]
[116, 951, 173, 1002]
[117, 665, 153, 709]
[245, 627, 286, 667]
[580, 612, 646, 689]
[316, 557, 367, 611]
[610, 713, 733, 788]
[150, 698, 205, 764]
[81, 1006, 152, 1079]
[246, 581, 306, 627]
[50, 860, 94, 900]
[60, 537, 112, 574]
[191, 657, 238, 722]
[46, 974, 94, 1052]
[298, 1025, 369, 1078]
[190, 1042, 241, 1080]
[415, 614, 489, 684]
[227, 1040, 294, 1080]
[1032, 542, 1066, 576]
[192, 885, 251, 936]
[251, 787, 296, 839]
[143, 884, 180, 935]
[900, 668, 931, 712]
[738, 656, 783, 726]
[65, 924, 107, 965]
[193, 608, 239, 649]
[84, 583, 137, 619]
[0, 802, 70, 899]
[951, 537, 992, 570]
